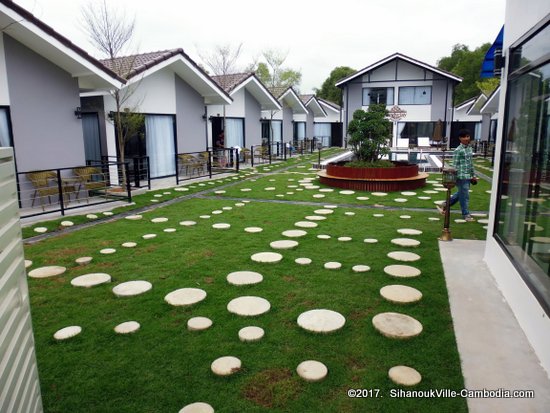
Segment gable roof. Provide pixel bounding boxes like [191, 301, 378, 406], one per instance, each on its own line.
[480, 87, 500, 114]
[0, 0, 124, 90]
[318, 98, 341, 114]
[212, 73, 281, 110]
[466, 94, 488, 116]
[335, 52, 462, 87]
[101, 49, 232, 105]
[269, 86, 308, 114]
[454, 97, 477, 111]
[300, 94, 326, 117]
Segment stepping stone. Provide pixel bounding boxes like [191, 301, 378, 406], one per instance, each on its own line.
[297, 309, 346, 333]
[454, 219, 467, 224]
[121, 242, 137, 248]
[324, 262, 342, 270]
[180, 221, 197, 226]
[187, 317, 213, 331]
[54, 326, 82, 340]
[314, 209, 334, 215]
[323, 205, 337, 209]
[363, 238, 378, 244]
[212, 210, 223, 215]
[151, 217, 168, 223]
[471, 213, 487, 218]
[239, 326, 265, 342]
[25, 260, 33, 268]
[264, 187, 276, 191]
[71, 273, 111, 288]
[295, 221, 318, 228]
[296, 360, 328, 382]
[312, 194, 325, 198]
[418, 196, 431, 200]
[75, 256, 93, 265]
[154, 194, 163, 198]
[34, 227, 48, 233]
[391, 238, 421, 247]
[531, 236, 550, 244]
[401, 191, 417, 196]
[373, 214, 384, 217]
[305, 215, 326, 221]
[142, 234, 157, 239]
[380, 285, 423, 304]
[100, 248, 116, 254]
[388, 365, 422, 386]
[222, 207, 233, 211]
[227, 271, 263, 286]
[372, 312, 423, 339]
[212, 223, 230, 229]
[251, 252, 283, 263]
[114, 321, 140, 334]
[345, 212, 356, 216]
[164, 288, 207, 306]
[394, 198, 408, 203]
[125, 215, 142, 220]
[478, 219, 489, 224]
[270, 240, 299, 249]
[86, 214, 98, 219]
[317, 234, 331, 240]
[397, 228, 423, 236]
[371, 192, 387, 196]
[215, 190, 226, 194]
[61, 221, 74, 227]
[282, 230, 307, 238]
[387, 251, 421, 262]
[163, 228, 177, 233]
[28, 266, 66, 278]
[227, 296, 271, 316]
[356, 196, 369, 201]
[174, 187, 189, 192]
[338, 236, 352, 242]
[240, 188, 251, 192]
[384, 264, 421, 278]
[352, 265, 370, 273]
[245, 227, 263, 233]
[339, 190, 355, 195]
[113, 280, 153, 297]
[319, 188, 334, 192]
[428, 217, 440, 221]
[211, 356, 241, 376]
[295, 257, 312, 265]
[235, 203, 245, 207]
[400, 215, 411, 219]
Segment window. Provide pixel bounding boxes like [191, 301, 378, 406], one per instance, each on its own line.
[495, 21, 550, 313]
[225, 118, 244, 148]
[0, 107, 13, 147]
[398, 86, 432, 105]
[362, 87, 394, 105]
[294, 121, 306, 141]
[397, 121, 435, 146]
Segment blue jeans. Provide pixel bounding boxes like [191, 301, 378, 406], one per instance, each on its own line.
[449, 179, 471, 216]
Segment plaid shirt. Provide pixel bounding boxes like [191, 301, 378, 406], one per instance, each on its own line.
[453, 143, 475, 179]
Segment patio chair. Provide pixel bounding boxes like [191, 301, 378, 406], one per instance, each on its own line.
[178, 154, 205, 176]
[197, 151, 211, 171]
[73, 166, 108, 201]
[26, 171, 59, 210]
[241, 148, 251, 163]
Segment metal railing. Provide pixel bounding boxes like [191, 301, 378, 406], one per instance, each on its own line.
[17, 161, 132, 218]
[99, 155, 151, 189]
[176, 149, 240, 184]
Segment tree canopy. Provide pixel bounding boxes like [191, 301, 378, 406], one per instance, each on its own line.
[315, 66, 356, 106]
[347, 105, 392, 163]
[252, 49, 301, 90]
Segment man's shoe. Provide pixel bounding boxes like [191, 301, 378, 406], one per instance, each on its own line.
[436, 204, 446, 215]
[464, 215, 475, 222]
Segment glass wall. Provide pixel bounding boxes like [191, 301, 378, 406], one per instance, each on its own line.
[495, 21, 550, 313]
[398, 86, 432, 105]
[362, 87, 394, 105]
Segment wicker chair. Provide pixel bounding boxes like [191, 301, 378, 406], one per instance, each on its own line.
[26, 171, 58, 210]
[178, 154, 205, 176]
[73, 166, 107, 201]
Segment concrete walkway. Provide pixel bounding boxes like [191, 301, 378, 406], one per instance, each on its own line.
[440, 239, 550, 413]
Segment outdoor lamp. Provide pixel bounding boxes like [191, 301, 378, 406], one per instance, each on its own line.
[74, 107, 82, 119]
[439, 167, 457, 242]
[441, 167, 457, 188]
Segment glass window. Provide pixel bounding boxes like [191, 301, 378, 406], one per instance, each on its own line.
[0, 107, 13, 147]
[294, 121, 306, 140]
[398, 86, 432, 105]
[495, 23, 550, 312]
[362, 87, 394, 105]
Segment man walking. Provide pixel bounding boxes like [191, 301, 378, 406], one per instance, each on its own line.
[437, 129, 478, 221]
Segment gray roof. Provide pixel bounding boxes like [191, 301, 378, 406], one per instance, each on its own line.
[211, 73, 254, 93]
[100, 49, 186, 79]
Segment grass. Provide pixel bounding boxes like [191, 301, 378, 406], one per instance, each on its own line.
[23, 151, 490, 412]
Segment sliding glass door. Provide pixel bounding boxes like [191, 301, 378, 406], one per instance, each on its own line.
[145, 115, 176, 178]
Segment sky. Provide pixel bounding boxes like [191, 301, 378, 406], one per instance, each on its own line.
[13, 0, 506, 94]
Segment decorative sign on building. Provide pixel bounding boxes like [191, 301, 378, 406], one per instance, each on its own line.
[388, 106, 407, 121]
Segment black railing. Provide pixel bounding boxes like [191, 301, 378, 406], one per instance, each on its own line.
[98, 155, 151, 189]
[176, 149, 240, 184]
[18, 161, 132, 219]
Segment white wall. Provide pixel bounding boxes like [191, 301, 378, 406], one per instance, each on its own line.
[0, 147, 43, 413]
[0, 34, 10, 105]
[124, 70, 176, 114]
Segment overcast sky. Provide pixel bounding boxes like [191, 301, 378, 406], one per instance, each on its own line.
[14, 0, 505, 94]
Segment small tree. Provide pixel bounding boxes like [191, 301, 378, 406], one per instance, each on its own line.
[347, 105, 392, 164]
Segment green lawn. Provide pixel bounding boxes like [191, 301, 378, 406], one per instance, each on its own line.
[23, 153, 490, 412]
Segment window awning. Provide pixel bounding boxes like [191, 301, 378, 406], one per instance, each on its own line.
[481, 26, 504, 78]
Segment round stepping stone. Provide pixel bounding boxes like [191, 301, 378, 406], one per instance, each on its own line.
[314, 209, 334, 215]
[373, 213, 384, 217]
[24, 260, 33, 268]
[164, 228, 177, 233]
[151, 217, 168, 223]
[264, 187, 276, 191]
[114, 321, 140, 334]
[357, 196, 369, 200]
[295, 221, 318, 228]
[122, 242, 137, 248]
[428, 217, 440, 221]
[339, 190, 355, 195]
[60, 220, 74, 227]
[215, 190, 226, 194]
[317, 234, 331, 240]
[312, 194, 325, 198]
[305, 215, 326, 221]
[352, 265, 370, 273]
[142, 234, 157, 239]
[187, 317, 213, 331]
[239, 326, 265, 342]
[125, 214, 142, 220]
[345, 212, 356, 216]
[282, 230, 307, 238]
[338, 236, 352, 242]
[471, 213, 487, 218]
[179, 221, 197, 226]
[54, 326, 81, 340]
[296, 360, 328, 382]
[384, 264, 421, 278]
[174, 187, 189, 192]
[387, 251, 421, 262]
[418, 196, 431, 200]
[251, 252, 283, 263]
[75, 256, 93, 265]
[371, 192, 387, 196]
[270, 240, 299, 249]
[380, 285, 423, 304]
[400, 215, 411, 219]
[86, 214, 98, 219]
[222, 207, 232, 211]
[477, 219, 489, 224]
[297, 309, 346, 333]
[199, 215, 211, 219]
[323, 205, 337, 209]
[71, 273, 111, 288]
[397, 228, 423, 236]
[211, 356, 241, 376]
[394, 198, 408, 203]
[391, 238, 421, 247]
[245, 227, 263, 233]
[28, 266, 66, 278]
[227, 271, 263, 286]
[112, 280, 152, 297]
[34, 227, 48, 233]
[100, 248, 116, 254]
[240, 188, 251, 192]
[401, 191, 417, 196]
[531, 236, 550, 243]
[454, 219, 467, 224]
[389, 365, 422, 386]
[154, 194, 163, 198]
[319, 188, 334, 192]
[164, 288, 206, 306]
[211, 210, 223, 215]
[295, 257, 312, 265]
[363, 238, 378, 244]
[227, 296, 271, 316]
[324, 262, 342, 270]
[234, 203, 245, 207]
[372, 312, 423, 339]
[212, 223, 230, 229]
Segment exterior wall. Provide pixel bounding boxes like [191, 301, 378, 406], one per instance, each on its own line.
[244, 89, 261, 147]
[206, 89, 247, 147]
[80, 95, 108, 157]
[282, 105, 293, 142]
[175, 75, 207, 153]
[0, 147, 43, 413]
[484, 0, 550, 376]
[126, 70, 176, 114]
[3, 35, 84, 171]
[306, 112, 314, 139]
[0, 34, 10, 105]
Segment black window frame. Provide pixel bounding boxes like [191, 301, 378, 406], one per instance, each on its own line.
[398, 86, 432, 105]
